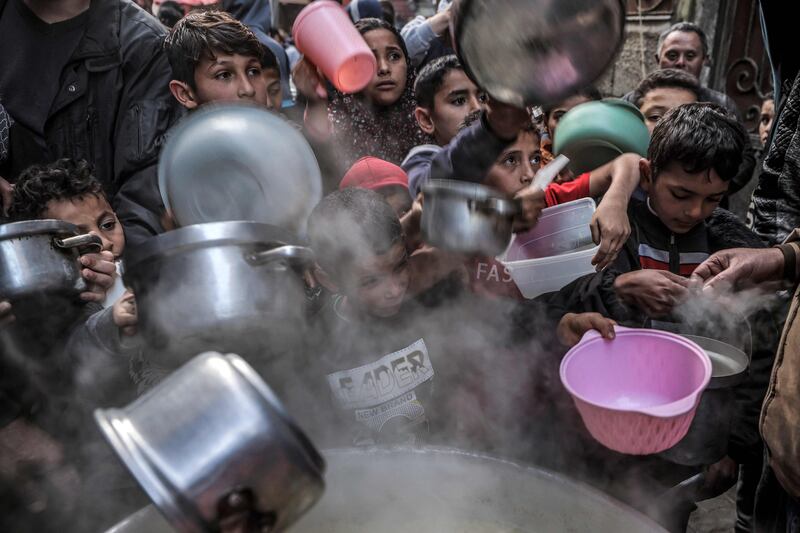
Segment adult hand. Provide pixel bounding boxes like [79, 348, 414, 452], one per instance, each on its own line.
[512, 186, 546, 232]
[486, 98, 529, 142]
[557, 312, 617, 347]
[690, 247, 785, 292]
[614, 269, 690, 317]
[292, 57, 328, 101]
[0, 300, 14, 328]
[79, 250, 116, 302]
[0, 176, 13, 217]
[590, 199, 631, 271]
[112, 290, 137, 337]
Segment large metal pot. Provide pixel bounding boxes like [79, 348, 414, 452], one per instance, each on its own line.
[0, 220, 102, 314]
[124, 221, 313, 368]
[451, 0, 626, 106]
[659, 335, 750, 466]
[422, 180, 519, 257]
[96, 352, 325, 533]
[108, 447, 666, 533]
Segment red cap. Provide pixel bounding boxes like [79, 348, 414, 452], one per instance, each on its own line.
[339, 157, 409, 192]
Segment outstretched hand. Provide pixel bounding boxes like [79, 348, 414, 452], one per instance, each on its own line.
[557, 312, 617, 347]
[690, 247, 785, 292]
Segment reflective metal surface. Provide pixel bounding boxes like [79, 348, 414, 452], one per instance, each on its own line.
[124, 221, 312, 368]
[452, 0, 626, 106]
[109, 447, 666, 533]
[422, 180, 518, 257]
[0, 220, 101, 308]
[96, 352, 325, 533]
[158, 104, 322, 233]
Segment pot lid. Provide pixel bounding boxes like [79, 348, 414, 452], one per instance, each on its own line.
[0, 219, 80, 241]
[681, 335, 749, 388]
[125, 221, 300, 269]
[158, 103, 322, 233]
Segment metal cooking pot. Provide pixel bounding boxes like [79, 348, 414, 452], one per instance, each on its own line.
[422, 180, 519, 257]
[96, 352, 325, 533]
[107, 447, 666, 533]
[451, 0, 625, 106]
[0, 220, 102, 312]
[124, 221, 313, 368]
[659, 335, 750, 466]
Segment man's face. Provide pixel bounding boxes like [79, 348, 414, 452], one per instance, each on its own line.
[264, 68, 283, 111]
[641, 160, 729, 234]
[658, 31, 706, 79]
[484, 130, 542, 196]
[43, 194, 125, 258]
[759, 99, 775, 147]
[190, 53, 269, 108]
[639, 87, 698, 133]
[546, 95, 593, 141]
[345, 242, 410, 319]
[423, 69, 488, 145]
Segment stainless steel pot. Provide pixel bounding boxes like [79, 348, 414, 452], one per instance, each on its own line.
[107, 447, 666, 533]
[123, 221, 313, 368]
[96, 352, 325, 533]
[659, 335, 750, 466]
[451, 0, 626, 106]
[0, 220, 102, 311]
[422, 180, 519, 257]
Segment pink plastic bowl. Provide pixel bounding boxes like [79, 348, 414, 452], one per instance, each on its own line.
[560, 327, 711, 455]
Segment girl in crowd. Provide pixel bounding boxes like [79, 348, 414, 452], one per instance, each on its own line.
[294, 18, 431, 174]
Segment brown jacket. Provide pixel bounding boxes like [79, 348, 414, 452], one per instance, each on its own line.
[761, 233, 800, 499]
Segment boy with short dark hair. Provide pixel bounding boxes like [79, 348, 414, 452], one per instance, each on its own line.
[630, 68, 701, 133]
[165, 10, 281, 110]
[550, 103, 762, 321]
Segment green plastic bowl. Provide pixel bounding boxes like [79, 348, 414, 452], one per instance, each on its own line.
[553, 98, 650, 174]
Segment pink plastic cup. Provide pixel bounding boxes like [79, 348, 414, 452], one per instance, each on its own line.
[292, 1, 377, 94]
[559, 327, 711, 455]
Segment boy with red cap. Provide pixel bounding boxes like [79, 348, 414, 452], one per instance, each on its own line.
[340, 156, 413, 218]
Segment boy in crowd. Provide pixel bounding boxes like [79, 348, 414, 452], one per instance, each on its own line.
[304, 188, 615, 447]
[165, 10, 282, 110]
[630, 68, 701, 133]
[340, 156, 413, 218]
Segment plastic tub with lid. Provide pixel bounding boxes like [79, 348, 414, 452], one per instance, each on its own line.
[502, 198, 599, 299]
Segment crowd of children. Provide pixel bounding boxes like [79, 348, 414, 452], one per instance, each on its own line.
[0, 1, 795, 532]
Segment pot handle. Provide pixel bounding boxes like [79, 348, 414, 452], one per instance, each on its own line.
[54, 234, 103, 254]
[248, 245, 315, 267]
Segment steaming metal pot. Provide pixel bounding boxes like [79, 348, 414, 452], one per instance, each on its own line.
[96, 352, 325, 533]
[0, 220, 102, 316]
[124, 221, 313, 368]
[451, 0, 626, 106]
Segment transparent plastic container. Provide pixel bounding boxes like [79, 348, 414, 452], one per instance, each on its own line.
[502, 198, 599, 299]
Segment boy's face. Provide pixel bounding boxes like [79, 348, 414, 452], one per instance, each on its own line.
[264, 68, 283, 111]
[378, 185, 413, 218]
[547, 95, 592, 141]
[363, 29, 408, 107]
[759, 99, 775, 147]
[484, 129, 542, 196]
[640, 160, 729, 234]
[639, 87, 698, 133]
[658, 31, 706, 79]
[344, 242, 410, 319]
[170, 53, 269, 109]
[42, 194, 125, 258]
[415, 69, 488, 146]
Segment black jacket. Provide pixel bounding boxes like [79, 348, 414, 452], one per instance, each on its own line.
[0, 0, 183, 246]
[544, 200, 765, 324]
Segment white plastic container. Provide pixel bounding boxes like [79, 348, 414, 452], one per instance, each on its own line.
[502, 198, 599, 299]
